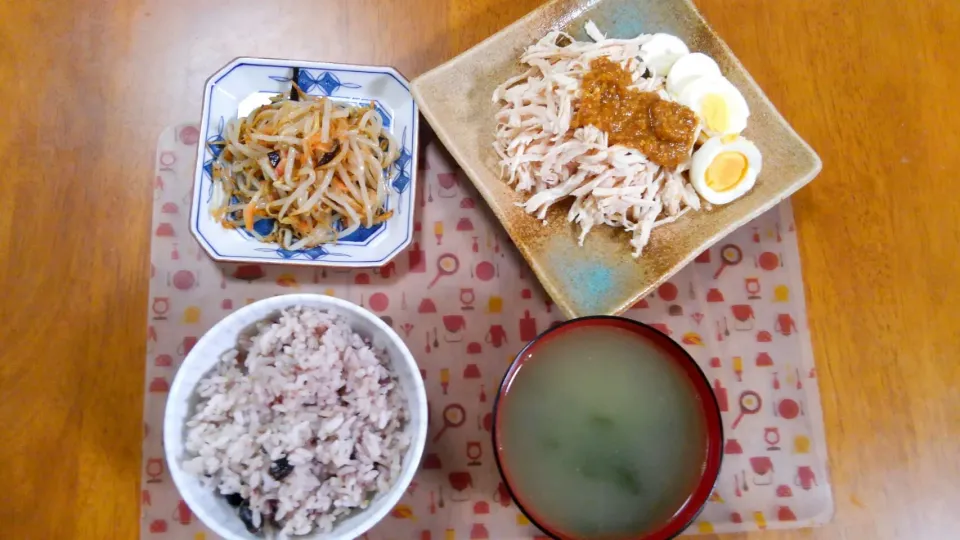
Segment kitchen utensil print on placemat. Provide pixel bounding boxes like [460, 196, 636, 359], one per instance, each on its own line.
[731, 390, 762, 429]
[434, 404, 466, 442]
[429, 253, 460, 288]
[140, 126, 832, 539]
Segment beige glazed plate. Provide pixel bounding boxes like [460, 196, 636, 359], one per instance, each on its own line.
[411, 0, 821, 318]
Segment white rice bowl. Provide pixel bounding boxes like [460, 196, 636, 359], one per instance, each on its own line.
[164, 294, 427, 540]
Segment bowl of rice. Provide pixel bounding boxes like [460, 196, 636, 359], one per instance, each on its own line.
[163, 294, 427, 539]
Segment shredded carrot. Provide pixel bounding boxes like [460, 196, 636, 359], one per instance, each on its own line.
[332, 119, 347, 138]
[243, 201, 256, 231]
[374, 210, 394, 224]
[295, 217, 313, 233]
[275, 151, 288, 177]
[318, 141, 335, 153]
[311, 132, 335, 153]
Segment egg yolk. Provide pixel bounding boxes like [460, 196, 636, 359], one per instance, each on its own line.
[702, 93, 730, 133]
[706, 151, 748, 192]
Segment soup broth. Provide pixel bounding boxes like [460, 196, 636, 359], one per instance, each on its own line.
[497, 324, 709, 538]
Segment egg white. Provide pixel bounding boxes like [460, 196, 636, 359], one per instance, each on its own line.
[677, 76, 750, 136]
[690, 136, 762, 205]
[666, 53, 721, 97]
[640, 34, 689, 76]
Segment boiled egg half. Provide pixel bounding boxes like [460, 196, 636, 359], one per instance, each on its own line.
[640, 34, 689, 75]
[690, 136, 762, 205]
[666, 52, 721, 96]
[677, 75, 749, 136]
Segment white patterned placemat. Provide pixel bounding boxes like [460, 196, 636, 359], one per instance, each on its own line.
[141, 125, 832, 538]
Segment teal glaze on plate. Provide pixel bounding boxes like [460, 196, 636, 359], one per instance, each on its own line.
[568, 0, 693, 41]
[545, 240, 620, 315]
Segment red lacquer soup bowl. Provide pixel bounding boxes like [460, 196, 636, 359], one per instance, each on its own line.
[492, 316, 724, 540]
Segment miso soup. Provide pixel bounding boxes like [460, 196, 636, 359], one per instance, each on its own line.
[495, 322, 714, 538]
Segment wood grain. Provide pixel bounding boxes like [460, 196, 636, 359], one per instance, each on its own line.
[0, 0, 957, 538]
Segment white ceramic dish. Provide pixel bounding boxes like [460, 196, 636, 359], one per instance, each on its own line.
[163, 294, 428, 540]
[190, 58, 419, 267]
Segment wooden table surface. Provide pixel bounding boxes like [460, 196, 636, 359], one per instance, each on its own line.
[1, 0, 958, 538]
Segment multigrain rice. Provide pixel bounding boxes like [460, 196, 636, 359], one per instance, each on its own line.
[182, 306, 410, 536]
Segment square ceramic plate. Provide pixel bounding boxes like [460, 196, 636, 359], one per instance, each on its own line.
[190, 58, 419, 267]
[411, 0, 821, 317]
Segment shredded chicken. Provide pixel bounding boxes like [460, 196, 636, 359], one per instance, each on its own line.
[492, 21, 702, 257]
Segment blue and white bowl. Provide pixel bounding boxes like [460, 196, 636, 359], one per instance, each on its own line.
[190, 58, 419, 267]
